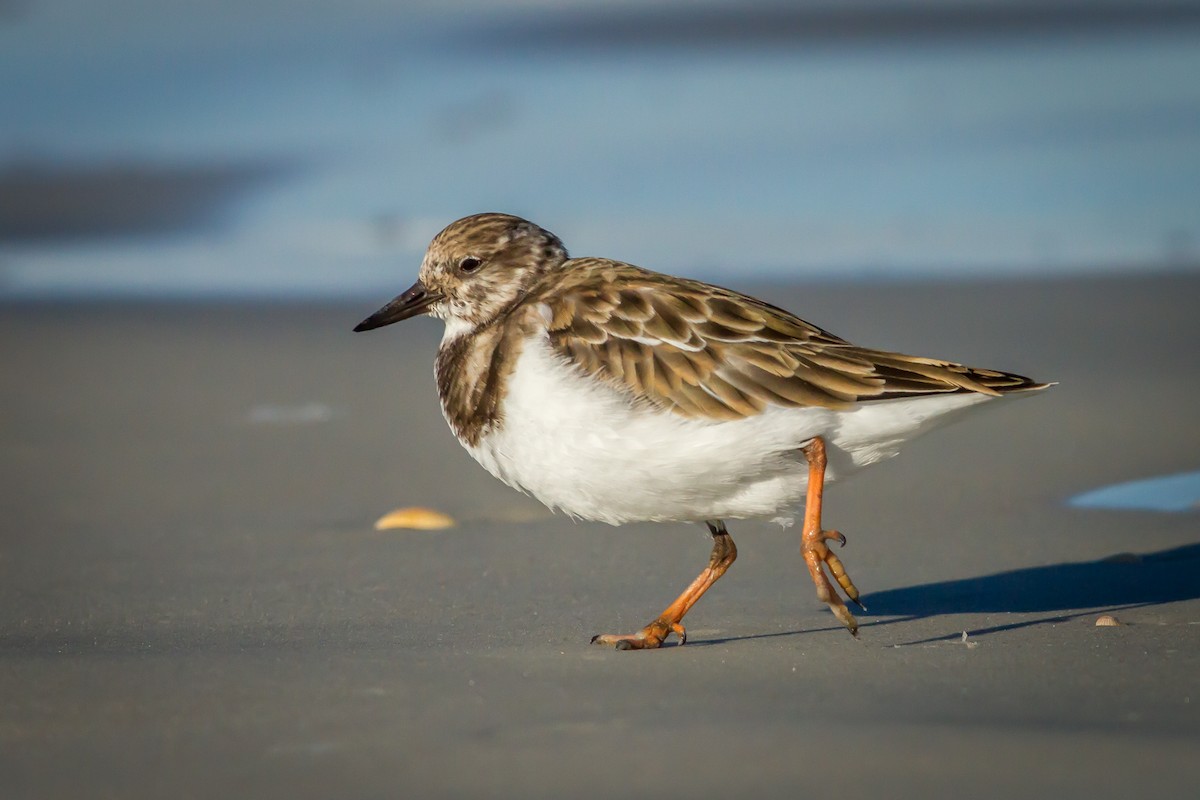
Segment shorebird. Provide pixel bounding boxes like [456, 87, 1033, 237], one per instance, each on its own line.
[355, 213, 1050, 649]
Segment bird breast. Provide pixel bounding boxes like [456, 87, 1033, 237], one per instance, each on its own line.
[461, 337, 838, 525]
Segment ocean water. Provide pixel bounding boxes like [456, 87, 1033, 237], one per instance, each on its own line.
[2, 2, 1198, 297]
[1071, 470, 1200, 513]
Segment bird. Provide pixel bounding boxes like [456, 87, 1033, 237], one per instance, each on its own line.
[354, 212, 1050, 649]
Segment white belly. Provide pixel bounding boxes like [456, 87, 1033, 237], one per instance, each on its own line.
[462, 338, 994, 525]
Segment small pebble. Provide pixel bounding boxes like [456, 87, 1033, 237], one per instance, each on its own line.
[1095, 615, 1121, 627]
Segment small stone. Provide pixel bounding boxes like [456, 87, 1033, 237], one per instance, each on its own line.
[1095, 615, 1121, 627]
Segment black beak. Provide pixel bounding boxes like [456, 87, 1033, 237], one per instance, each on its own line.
[353, 281, 443, 332]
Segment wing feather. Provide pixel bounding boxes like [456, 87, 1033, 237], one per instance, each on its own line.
[536, 259, 1048, 420]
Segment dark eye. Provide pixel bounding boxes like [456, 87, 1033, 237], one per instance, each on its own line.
[458, 256, 482, 273]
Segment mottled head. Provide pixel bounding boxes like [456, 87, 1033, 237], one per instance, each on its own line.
[354, 213, 568, 333]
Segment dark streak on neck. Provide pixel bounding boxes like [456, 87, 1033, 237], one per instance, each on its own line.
[435, 310, 536, 447]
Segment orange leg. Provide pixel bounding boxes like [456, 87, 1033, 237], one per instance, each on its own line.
[591, 521, 737, 650]
[801, 437, 864, 635]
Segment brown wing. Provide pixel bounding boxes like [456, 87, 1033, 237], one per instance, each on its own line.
[537, 259, 1048, 421]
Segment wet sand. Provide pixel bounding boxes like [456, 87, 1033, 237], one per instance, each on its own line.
[1, 273, 1198, 799]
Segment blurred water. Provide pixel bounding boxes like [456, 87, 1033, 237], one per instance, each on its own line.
[2, 1, 1198, 297]
[1071, 470, 1200, 513]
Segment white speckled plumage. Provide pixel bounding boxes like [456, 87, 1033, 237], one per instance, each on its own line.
[466, 336, 994, 526]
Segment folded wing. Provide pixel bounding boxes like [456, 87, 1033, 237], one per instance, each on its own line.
[539, 259, 1048, 421]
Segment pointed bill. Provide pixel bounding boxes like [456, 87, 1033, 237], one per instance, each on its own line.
[354, 280, 443, 332]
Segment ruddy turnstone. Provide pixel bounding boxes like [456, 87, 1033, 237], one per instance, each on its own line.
[355, 213, 1050, 649]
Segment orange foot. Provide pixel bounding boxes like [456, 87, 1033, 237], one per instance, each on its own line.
[802, 437, 865, 636]
[591, 522, 737, 651]
[590, 619, 687, 650]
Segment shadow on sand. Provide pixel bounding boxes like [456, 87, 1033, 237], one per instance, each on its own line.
[696, 542, 1200, 647]
[865, 541, 1200, 617]
[858, 541, 1200, 644]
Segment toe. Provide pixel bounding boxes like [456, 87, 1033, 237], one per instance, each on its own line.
[590, 620, 680, 649]
[830, 603, 859, 636]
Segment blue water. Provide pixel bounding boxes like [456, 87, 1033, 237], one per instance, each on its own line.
[2, 3, 1198, 297]
[1071, 470, 1200, 513]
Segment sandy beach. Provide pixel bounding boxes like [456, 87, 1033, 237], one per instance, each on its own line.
[1, 272, 1197, 799]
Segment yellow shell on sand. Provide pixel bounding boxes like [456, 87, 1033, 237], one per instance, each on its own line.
[374, 507, 456, 530]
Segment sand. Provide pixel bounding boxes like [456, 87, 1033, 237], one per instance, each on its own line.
[1, 273, 1198, 799]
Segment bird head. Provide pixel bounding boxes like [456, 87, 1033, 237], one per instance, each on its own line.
[354, 213, 567, 333]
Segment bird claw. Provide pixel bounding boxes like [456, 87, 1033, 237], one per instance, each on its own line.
[591, 619, 686, 650]
[803, 528, 863, 634]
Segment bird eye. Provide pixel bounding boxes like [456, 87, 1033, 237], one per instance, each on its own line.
[458, 256, 482, 273]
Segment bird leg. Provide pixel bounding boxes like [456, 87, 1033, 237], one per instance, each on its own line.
[801, 436, 864, 635]
[591, 521, 737, 650]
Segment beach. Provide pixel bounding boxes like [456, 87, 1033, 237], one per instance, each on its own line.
[1, 272, 1197, 798]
